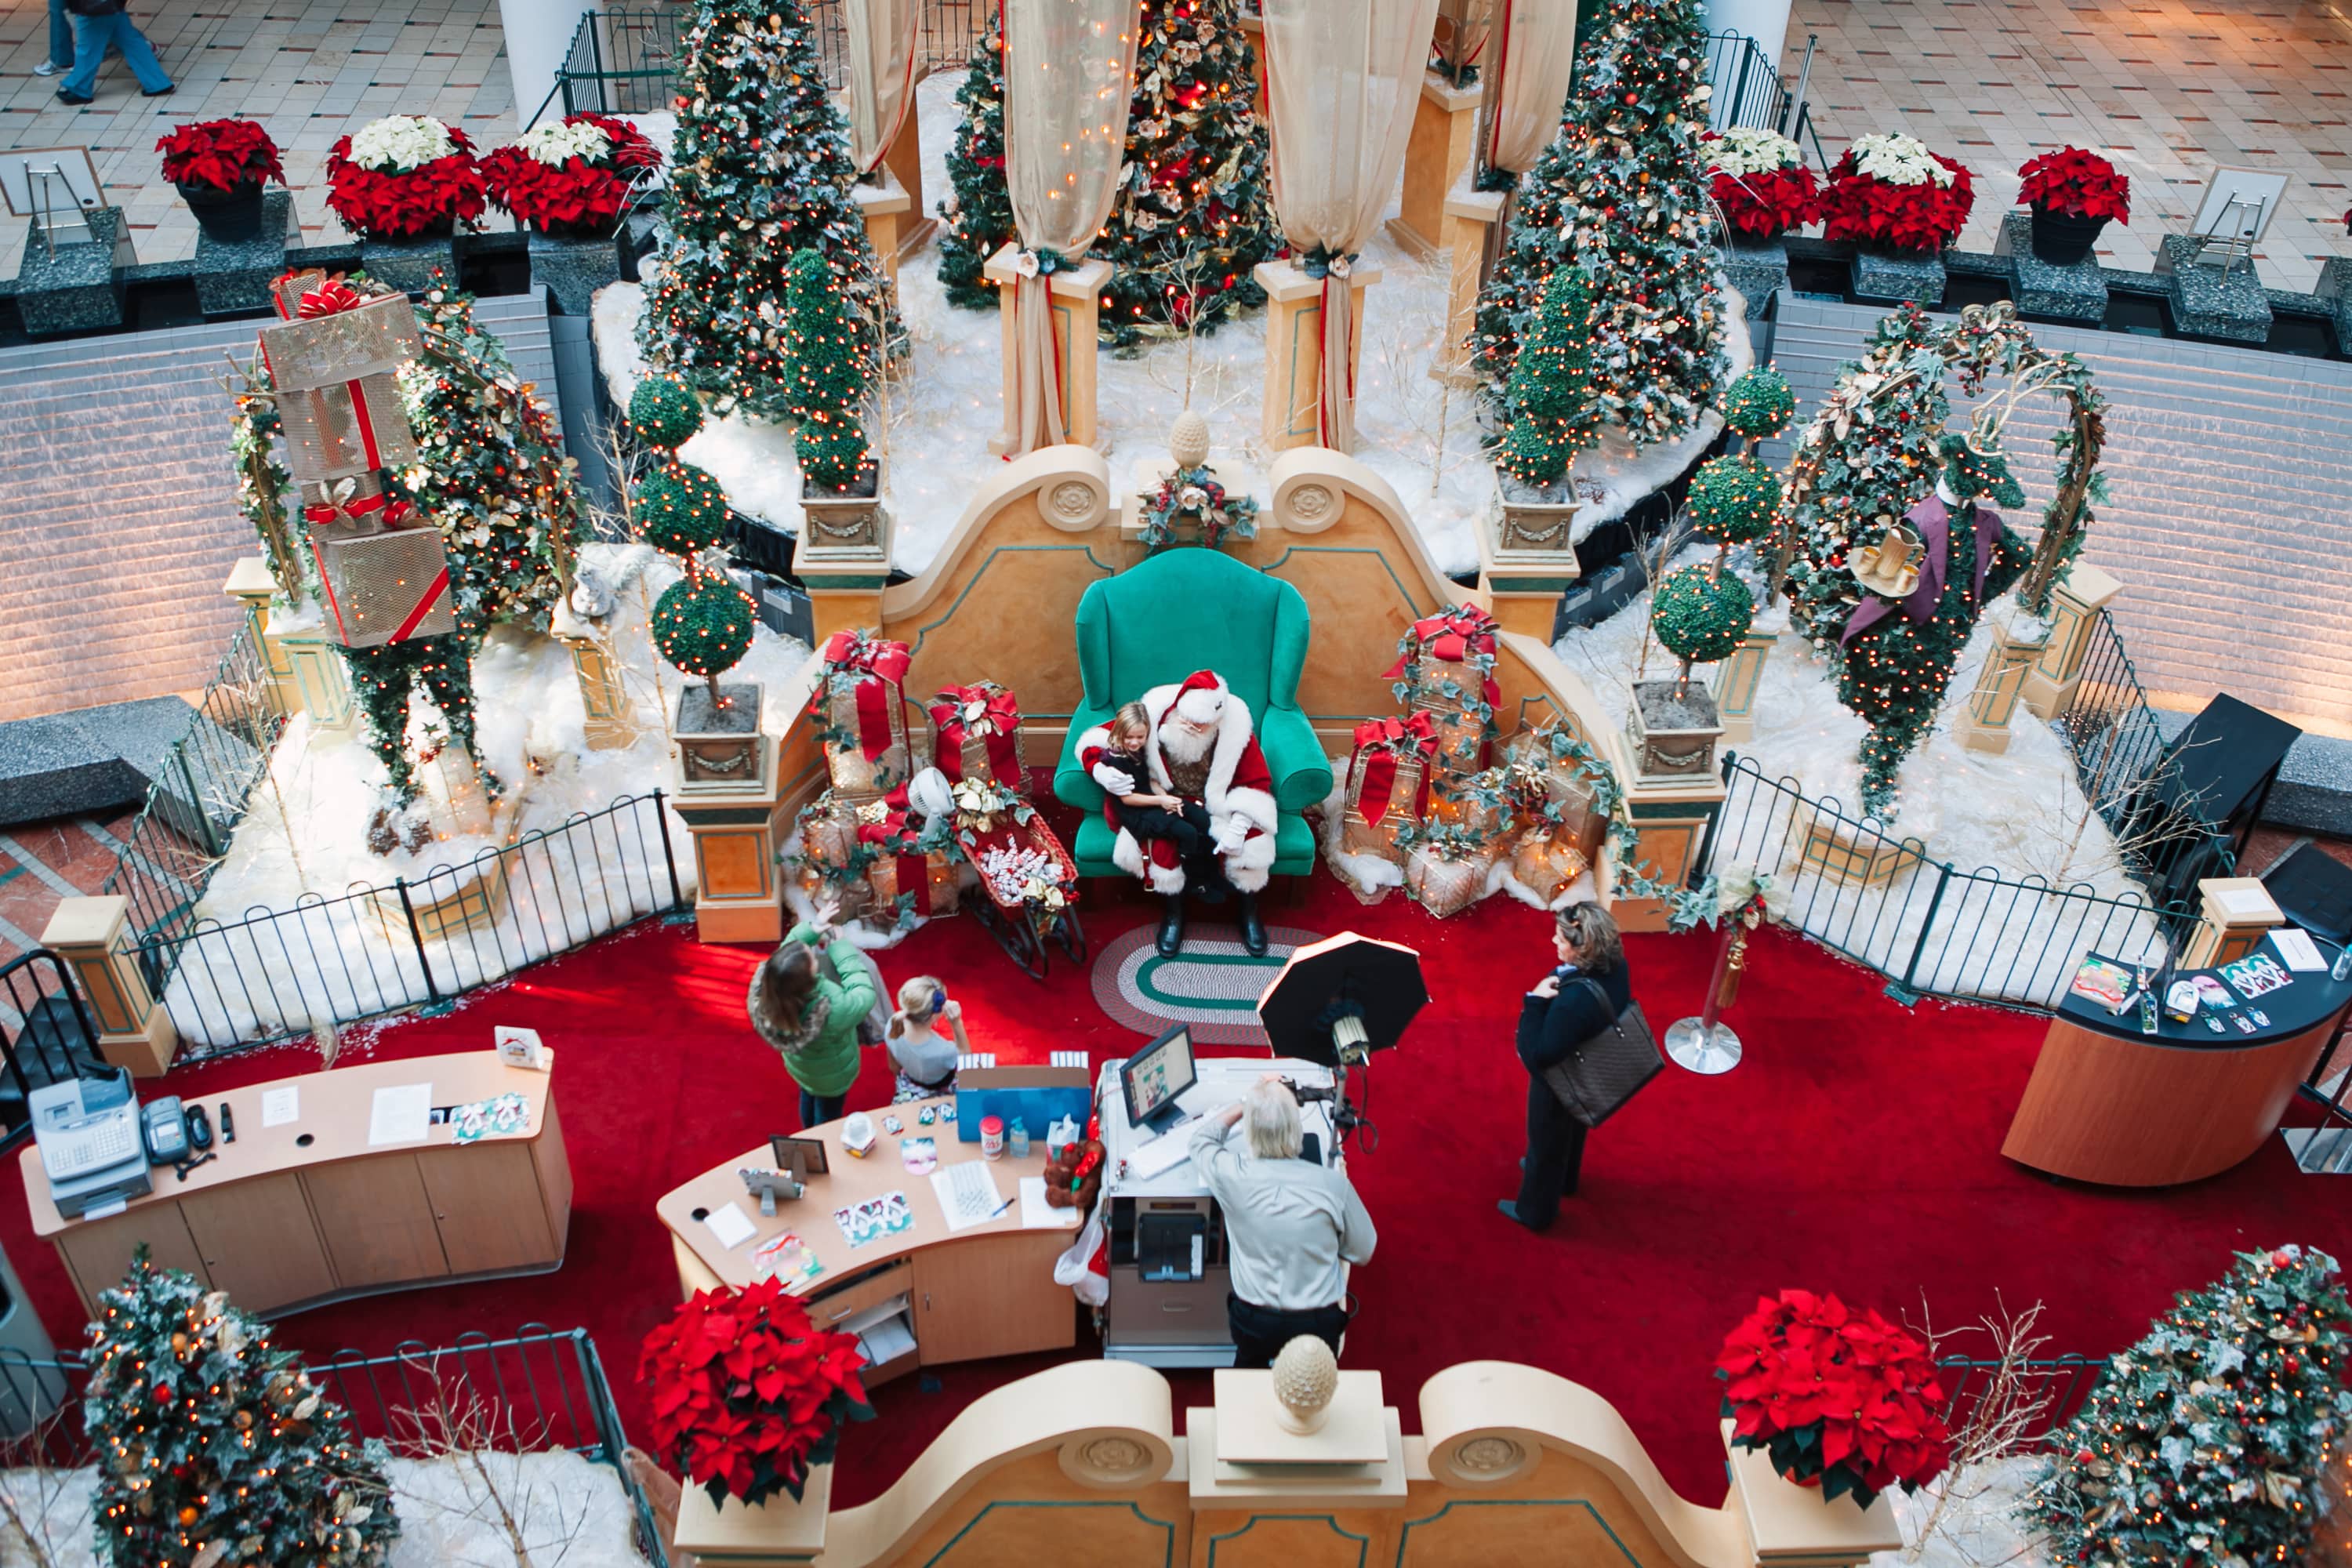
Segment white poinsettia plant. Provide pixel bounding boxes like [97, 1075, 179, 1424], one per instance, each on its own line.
[1845, 132, 1955, 187]
[344, 114, 459, 173]
[1705, 128, 1804, 179]
[515, 116, 612, 168]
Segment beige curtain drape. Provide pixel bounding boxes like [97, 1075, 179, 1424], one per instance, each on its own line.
[998, 0, 1139, 456]
[1483, 0, 1577, 178]
[1261, 0, 1443, 450]
[841, 0, 920, 176]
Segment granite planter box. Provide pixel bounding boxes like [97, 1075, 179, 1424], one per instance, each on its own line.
[675, 681, 768, 792]
[1717, 234, 1789, 309]
[193, 188, 299, 318]
[1626, 681, 1723, 785]
[2319, 257, 2352, 358]
[1849, 245, 1946, 306]
[16, 207, 135, 336]
[361, 228, 466, 296]
[528, 227, 624, 316]
[2154, 234, 2270, 344]
[1994, 212, 2106, 325]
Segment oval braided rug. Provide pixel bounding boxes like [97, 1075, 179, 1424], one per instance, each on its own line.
[1088, 922, 1325, 1047]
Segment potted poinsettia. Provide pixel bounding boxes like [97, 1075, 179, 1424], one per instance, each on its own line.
[1820, 132, 1973, 303]
[2016, 147, 2129, 266]
[640, 1276, 873, 1512]
[326, 113, 486, 292]
[156, 118, 285, 241]
[483, 112, 660, 238]
[1716, 1290, 1953, 1508]
[1704, 128, 1820, 241]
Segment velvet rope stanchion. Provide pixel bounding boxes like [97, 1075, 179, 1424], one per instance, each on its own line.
[1664, 873, 1777, 1076]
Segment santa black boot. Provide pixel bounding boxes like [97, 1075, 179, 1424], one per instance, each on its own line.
[1156, 894, 1188, 958]
[1236, 891, 1268, 957]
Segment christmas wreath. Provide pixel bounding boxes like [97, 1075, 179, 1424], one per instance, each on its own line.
[1138, 463, 1259, 552]
[483, 112, 662, 236]
[1819, 133, 1974, 254]
[155, 118, 284, 192]
[325, 114, 487, 240]
[2015, 146, 2129, 223]
[1702, 128, 1820, 239]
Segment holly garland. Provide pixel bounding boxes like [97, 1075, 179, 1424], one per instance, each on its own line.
[1138, 463, 1259, 551]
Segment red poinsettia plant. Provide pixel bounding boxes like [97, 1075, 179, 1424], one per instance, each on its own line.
[1819, 133, 1975, 255]
[1701, 128, 1822, 239]
[2016, 147, 2129, 223]
[156, 118, 286, 192]
[1717, 1289, 1954, 1508]
[324, 114, 488, 241]
[483, 112, 663, 237]
[640, 1276, 873, 1508]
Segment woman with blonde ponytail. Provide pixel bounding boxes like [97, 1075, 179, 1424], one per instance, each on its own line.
[884, 976, 971, 1103]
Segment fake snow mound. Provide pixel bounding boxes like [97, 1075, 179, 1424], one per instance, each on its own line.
[1553, 552, 2162, 1007]
[0, 1450, 655, 1567]
[592, 70, 1751, 580]
[162, 544, 811, 1049]
[1869, 1456, 2052, 1567]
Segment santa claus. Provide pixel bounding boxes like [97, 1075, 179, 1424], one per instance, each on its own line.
[1077, 670, 1279, 957]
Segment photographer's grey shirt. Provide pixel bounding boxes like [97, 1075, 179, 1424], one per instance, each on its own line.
[1190, 1119, 1377, 1311]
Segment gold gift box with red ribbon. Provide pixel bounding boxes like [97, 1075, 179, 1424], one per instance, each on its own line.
[1385, 605, 1504, 780]
[814, 630, 924, 800]
[306, 479, 456, 648]
[1342, 713, 1439, 862]
[927, 681, 1025, 793]
[257, 270, 423, 487]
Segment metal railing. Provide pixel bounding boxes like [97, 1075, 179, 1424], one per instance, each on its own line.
[0, 950, 103, 1153]
[1704, 31, 1791, 134]
[1933, 1354, 2102, 1445]
[145, 791, 686, 1060]
[0, 1326, 667, 1567]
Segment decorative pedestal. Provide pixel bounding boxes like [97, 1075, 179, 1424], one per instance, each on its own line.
[880, 112, 936, 264]
[40, 896, 176, 1078]
[278, 627, 357, 731]
[982, 249, 1114, 455]
[15, 207, 136, 336]
[1710, 628, 1779, 745]
[528, 228, 623, 316]
[672, 1468, 831, 1566]
[1190, 1369, 1406, 1508]
[1717, 235, 1788, 312]
[1236, 13, 1269, 118]
[1434, 180, 1505, 386]
[2182, 876, 2285, 968]
[194, 189, 299, 318]
[1994, 212, 2107, 325]
[1254, 258, 1381, 453]
[794, 498, 893, 646]
[1953, 614, 2049, 755]
[1849, 246, 1946, 306]
[361, 230, 464, 296]
[1388, 73, 1483, 259]
[223, 557, 302, 719]
[672, 733, 791, 946]
[2154, 234, 2270, 343]
[554, 630, 637, 750]
[2021, 561, 2122, 719]
[2318, 256, 2352, 358]
[1477, 503, 1584, 642]
[1797, 809, 1924, 889]
[1616, 779, 1728, 933]
[1723, 1421, 1902, 1564]
[853, 172, 915, 286]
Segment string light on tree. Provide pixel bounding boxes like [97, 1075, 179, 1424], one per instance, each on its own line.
[1498, 266, 1602, 488]
[785, 246, 875, 491]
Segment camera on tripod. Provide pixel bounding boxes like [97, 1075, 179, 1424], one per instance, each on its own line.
[1281, 1077, 1337, 1106]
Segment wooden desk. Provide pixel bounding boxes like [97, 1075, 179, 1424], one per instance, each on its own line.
[21, 1051, 571, 1318]
[656, 1098, 1079, 1383]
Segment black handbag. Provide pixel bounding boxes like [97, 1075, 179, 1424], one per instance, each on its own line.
[1540, 978, 1664, 1128]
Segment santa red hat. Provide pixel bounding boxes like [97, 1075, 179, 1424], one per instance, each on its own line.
[1172, 670, 1226, 727]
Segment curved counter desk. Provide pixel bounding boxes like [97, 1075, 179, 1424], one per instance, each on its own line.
[2002, 942, 2352, 1187]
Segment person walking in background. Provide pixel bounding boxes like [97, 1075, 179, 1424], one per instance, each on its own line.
[1501, 902, 1635, 1232]
[54, 0, 172, 106]
[36, 0, 74, 78]
[746, 901, 881, 1129]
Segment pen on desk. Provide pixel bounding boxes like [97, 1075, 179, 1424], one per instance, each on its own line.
[987, 1195, 1014, 1219]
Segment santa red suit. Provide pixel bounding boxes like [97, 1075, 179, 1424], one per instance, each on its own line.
[1076, 670, 1279, 895]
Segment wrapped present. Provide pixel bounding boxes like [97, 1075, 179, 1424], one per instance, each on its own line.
[257, 271, 423, 485]
[928, 681, 1025, 791]
[1385, 605, 1503, 775]
[813, 630, 920, 797]
[309, 512, 456, 648]
[1404, 843, 1493, 919]
[1507, 827, 1592, 907]
[856, 803, 958, 919]
[1342, 713, 1439, 862]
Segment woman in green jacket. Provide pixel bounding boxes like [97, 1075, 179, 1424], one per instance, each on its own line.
[747, 910, 882, 1128]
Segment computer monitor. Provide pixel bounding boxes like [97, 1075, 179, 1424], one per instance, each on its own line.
[1122, 1025, 1198, 1134]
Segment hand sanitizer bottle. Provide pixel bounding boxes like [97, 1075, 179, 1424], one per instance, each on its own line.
[1009, 1117, 1030, 1160]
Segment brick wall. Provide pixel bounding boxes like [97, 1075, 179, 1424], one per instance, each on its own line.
[1766, 297, 2352, 735]
[0, 296, 562, 725]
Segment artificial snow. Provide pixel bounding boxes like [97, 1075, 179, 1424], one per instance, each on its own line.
[1312, 761, 1595, 913]
[592, 70, 1752, 580]
[1868, 1457, 2052, 1568]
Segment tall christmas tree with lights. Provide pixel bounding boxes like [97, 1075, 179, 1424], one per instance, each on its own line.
[638, 0, 897, 420]
[85, 1249, 398, 1567]
[2021, 1244, 2352, 1568]
[935, 0, 1279, 346]
[1472, 0, 1726, 448]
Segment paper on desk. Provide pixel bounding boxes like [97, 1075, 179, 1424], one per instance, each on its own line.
[704, 1201, 757, 1250]
[1019, 1175, 1080, 1229]
[366, 1083, 432, 1146]
[260, 1087, 299, 1127]
[2273, 927, 2328, 972]
[931, 1161, 1004, 1232]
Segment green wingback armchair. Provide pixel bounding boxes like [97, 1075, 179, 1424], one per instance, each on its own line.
[1053, 550, 1333, 879]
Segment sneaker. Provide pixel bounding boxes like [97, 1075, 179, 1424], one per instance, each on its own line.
[55, 87, 92, 104]
[34, 60, 64, 76]
[141, 82, 175, 97]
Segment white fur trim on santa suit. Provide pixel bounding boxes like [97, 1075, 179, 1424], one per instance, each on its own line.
[1076, 670, 1280, 894]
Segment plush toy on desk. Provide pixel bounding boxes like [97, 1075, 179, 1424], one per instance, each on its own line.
[1046, 1119, 1106, 1210]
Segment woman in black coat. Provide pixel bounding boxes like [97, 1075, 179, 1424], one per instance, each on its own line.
[1501, 901, 1632, 1232]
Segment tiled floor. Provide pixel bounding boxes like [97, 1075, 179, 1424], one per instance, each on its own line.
[0, 812, 136, 1022]
[0, 0, 512, 275]
[1792, 0, 2352, 292]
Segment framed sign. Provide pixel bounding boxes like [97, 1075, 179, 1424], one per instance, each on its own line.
[0, 147, 103, 217]
[2186, 166, 2288, 243]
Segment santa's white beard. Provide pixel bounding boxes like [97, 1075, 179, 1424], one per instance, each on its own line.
[1160, 717, 1218, 767]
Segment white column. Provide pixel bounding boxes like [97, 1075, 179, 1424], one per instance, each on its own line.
[500, 0, 598, 128]
[1704, 0, 1791, 74]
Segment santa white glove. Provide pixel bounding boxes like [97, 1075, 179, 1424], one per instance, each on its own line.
[1091, 760, 1138, 796]
[1210, 814, 1250, 855]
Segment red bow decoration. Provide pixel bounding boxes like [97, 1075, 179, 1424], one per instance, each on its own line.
[855, 808, 931, 918]
[1383, 606, 1504, 713]
[928, 684, 1022, 787]
[302, 490, 416, 530]
[1348, 713, 1439, 825]
[296, 278, 365, 318]
[817, 630, 913, 761]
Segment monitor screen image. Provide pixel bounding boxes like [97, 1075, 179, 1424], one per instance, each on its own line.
[1123, 1025, 1196, 1131]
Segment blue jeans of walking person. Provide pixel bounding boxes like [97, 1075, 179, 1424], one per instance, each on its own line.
[61, 10, 172, 99]
[48, 0, 75, 71]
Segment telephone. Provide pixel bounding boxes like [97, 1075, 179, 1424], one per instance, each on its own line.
[140, 1098, 189, 1164]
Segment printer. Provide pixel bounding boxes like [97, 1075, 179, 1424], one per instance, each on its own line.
[31, 1067, 153, 1218]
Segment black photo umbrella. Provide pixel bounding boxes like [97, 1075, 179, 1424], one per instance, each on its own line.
[1256, 932, 1428, 1064]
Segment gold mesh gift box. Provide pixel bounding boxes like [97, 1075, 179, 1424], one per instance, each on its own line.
[310, 526, 456, 648]
[258, 272, 423, 485]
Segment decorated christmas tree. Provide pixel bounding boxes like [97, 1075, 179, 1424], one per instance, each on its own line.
[1498, 266, 1601, 488]
[638, 0, 897, 420]
[934, 0, 1279, 346]
[1472, 0, 1726, 448]
[2020, 1244, 2352, 1568]
[786, 247, 873, 491]
[85, 1249, 398, 1567]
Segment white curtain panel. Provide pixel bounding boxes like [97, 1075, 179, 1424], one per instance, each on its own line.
[998, 0, 1140, 454]
[1483, 0, 1577, 178]
[841, 0, 920, 175]
[1261, 0, 1442, 449]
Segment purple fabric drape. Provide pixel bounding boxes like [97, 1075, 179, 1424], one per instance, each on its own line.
[1842, 494, 2003, 645]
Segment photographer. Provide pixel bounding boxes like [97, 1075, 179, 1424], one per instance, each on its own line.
[1190, 1075, 1377, 1368]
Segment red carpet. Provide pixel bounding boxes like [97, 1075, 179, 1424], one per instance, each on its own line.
[9, 872, 2350, 1510]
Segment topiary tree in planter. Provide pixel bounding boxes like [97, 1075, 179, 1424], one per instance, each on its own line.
[1499, 266, 1602, 492]
[1719, 365, 1795, 445]
[1684, 453, 1782, 568]
[786, 247, 873, 496]
[1650, 565, 1755, 700]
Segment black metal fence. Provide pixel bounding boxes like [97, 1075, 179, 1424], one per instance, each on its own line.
[0, 1326, 667, 1566]
[0, 951, 103, 1152]
[1934, 1353, 2101, 1446]
[1704, 31, 1791, 134]
[144, 792, 686, 1060]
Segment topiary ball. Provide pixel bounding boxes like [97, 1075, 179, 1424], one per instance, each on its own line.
[635, 462, 728, 557]
[629, 374, 705, 450]
[797, 416, 871, 493]
[1651, 564, 1755, 666]
[1686, 455, 1783, 546]
[1722, 367, 1796, 441]
[651, 572, 756, 680]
